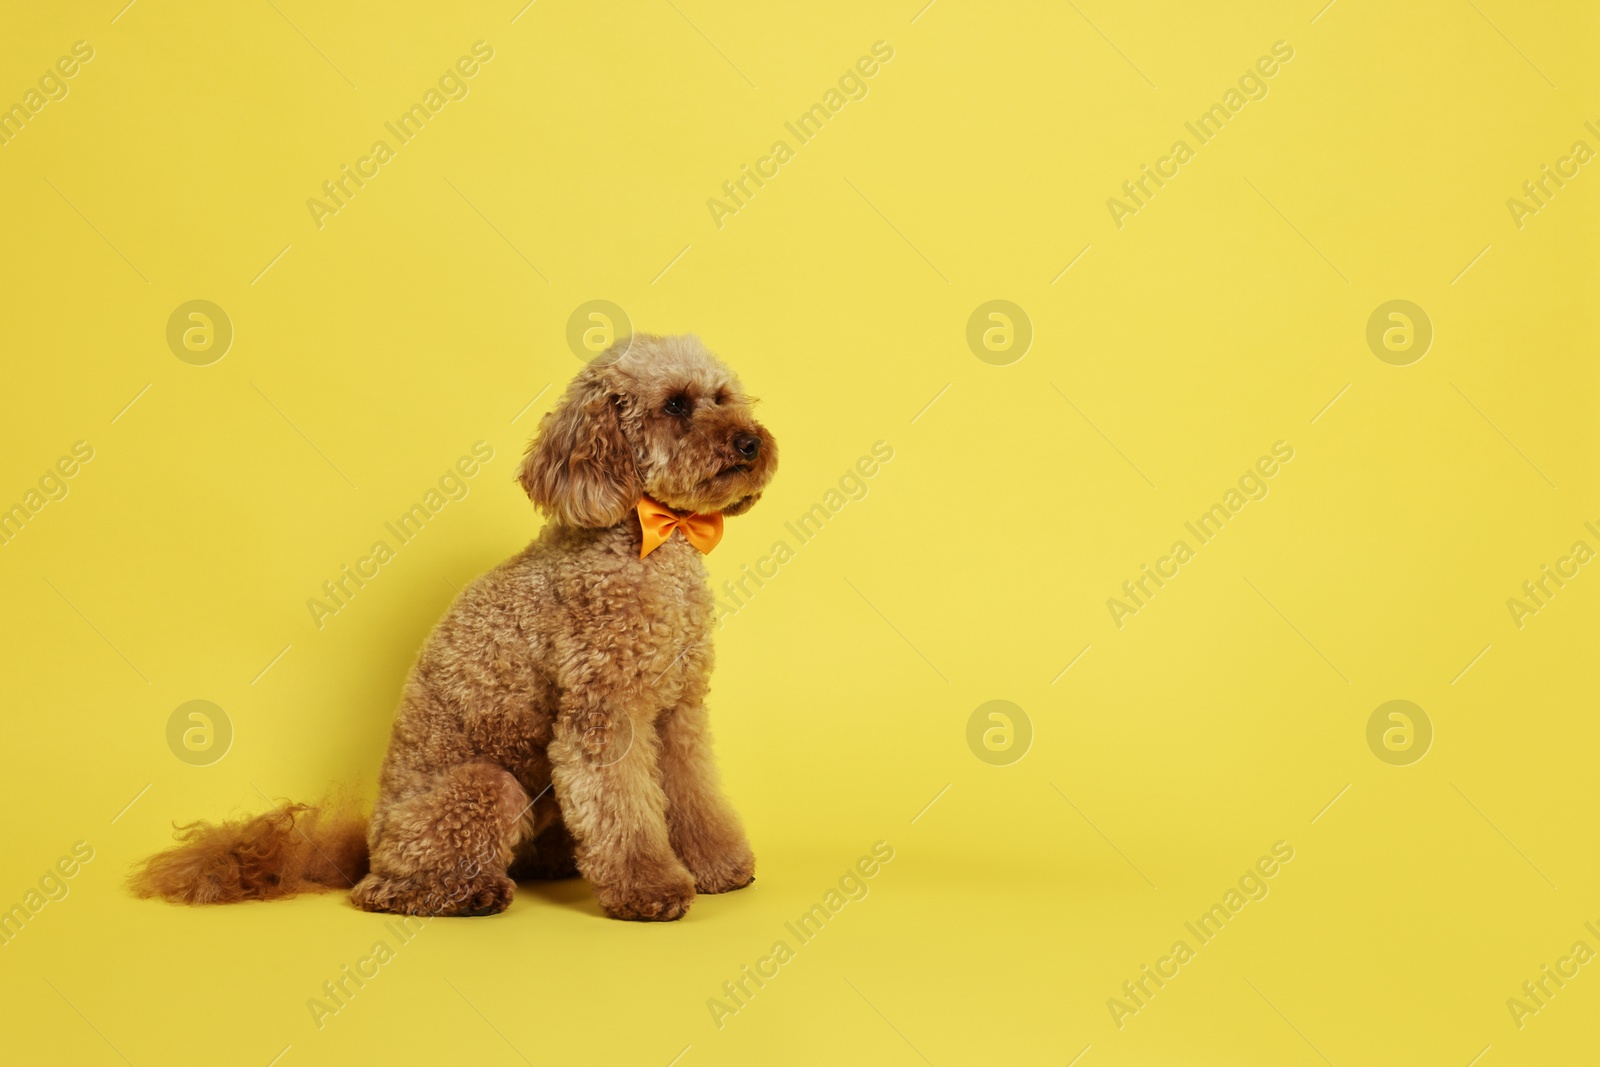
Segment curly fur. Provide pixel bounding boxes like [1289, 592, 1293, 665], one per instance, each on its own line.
[129, 802, 367, 904]
[134, 334, 776, 921]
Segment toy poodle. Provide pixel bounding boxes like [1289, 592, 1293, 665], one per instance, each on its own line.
[132, 333, 777, 921]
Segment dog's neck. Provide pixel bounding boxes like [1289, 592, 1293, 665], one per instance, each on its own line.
[540, 514, 707, 569]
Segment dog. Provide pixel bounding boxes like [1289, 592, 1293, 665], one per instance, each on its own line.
[132, 334, 778, 920]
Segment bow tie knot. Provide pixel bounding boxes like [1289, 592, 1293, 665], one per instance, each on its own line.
[637, 497, 724, 558]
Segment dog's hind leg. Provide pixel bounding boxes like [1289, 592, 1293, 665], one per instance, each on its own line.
[351, 761, 531, 917]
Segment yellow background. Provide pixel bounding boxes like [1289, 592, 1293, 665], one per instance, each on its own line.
[2, 1, 1596, 1064]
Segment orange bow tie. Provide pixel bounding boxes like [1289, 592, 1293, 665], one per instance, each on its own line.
[637, 497, 724, 559]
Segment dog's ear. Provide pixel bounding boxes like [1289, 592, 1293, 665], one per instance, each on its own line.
[519, 375, 641, 527]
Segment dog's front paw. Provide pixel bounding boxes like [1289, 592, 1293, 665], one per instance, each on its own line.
[686, 844, 755, 895]
[671, 824, 755, 894]
[595, 864, 696, 922]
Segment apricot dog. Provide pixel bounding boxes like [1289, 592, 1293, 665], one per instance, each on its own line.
[133, 334, 777, 920]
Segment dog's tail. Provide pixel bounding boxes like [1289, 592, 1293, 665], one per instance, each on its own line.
[129, 800, 369, 904]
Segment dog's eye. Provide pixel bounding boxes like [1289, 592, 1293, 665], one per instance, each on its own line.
[664, 394, 691, 417]
[714, 389, 728, 406]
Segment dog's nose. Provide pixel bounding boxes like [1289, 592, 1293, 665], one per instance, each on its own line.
[733, 433, 761, 460]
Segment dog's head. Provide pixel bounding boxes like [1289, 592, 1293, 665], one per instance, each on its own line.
[519, 334, 778, 527]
